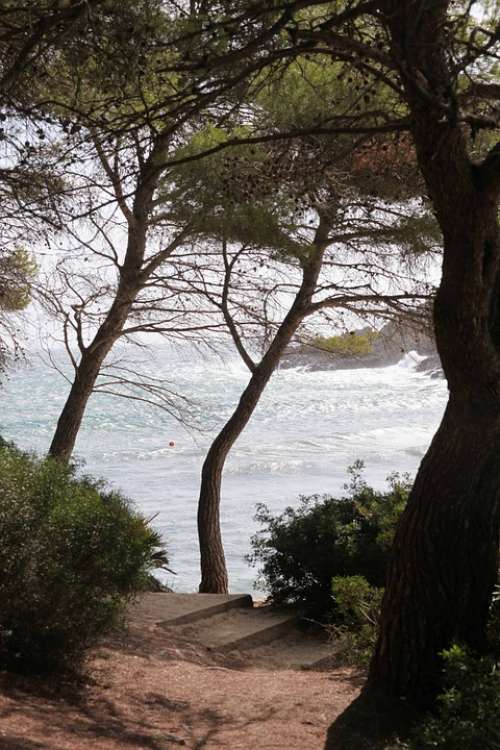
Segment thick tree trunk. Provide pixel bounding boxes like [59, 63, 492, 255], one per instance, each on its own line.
[369, 214, 500, 703]
[369, 396, 500, 703]
[329, 205, 500, 744]
[198, 221, 331, 593]
[367, 1, 500, 705]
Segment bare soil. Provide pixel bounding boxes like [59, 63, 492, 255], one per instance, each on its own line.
[0, 622, 363, 750]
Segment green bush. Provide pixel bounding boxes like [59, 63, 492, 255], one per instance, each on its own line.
[391, 646, 500, 750]
[0, 441, 169, 674]
[330, 575, 384, 666]
[247, 462, 410, 620]
[415, 646, 500, 749]
[313, 331, 379, 356]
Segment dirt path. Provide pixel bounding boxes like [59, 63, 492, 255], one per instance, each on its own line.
[0, 622, 362, 750]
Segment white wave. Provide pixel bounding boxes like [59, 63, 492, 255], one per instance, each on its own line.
[396, 350, 428, 370]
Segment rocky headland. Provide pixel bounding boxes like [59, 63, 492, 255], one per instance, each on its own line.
[280, 321, 443, 378]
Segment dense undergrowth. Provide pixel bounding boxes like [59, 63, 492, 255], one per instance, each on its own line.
[0, 438, 168, 674]
[248, 461, 409, 621]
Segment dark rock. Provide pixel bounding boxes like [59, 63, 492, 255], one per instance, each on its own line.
[415, 352, 443, 378]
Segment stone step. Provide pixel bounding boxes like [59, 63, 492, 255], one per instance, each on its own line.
[128, 592, 253, 627]
[172, 606, 298, 653]
[129, 594, 335, 670]
[248, 632, 335, 670]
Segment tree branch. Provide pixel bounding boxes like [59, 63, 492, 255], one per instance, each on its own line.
[220, 239, 257, 373]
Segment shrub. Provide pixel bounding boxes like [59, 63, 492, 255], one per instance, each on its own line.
[247, 462, 410, 620]
[0, 441, 169, 674]
[330, 575, 384, 666]
[313, 331, 379, 357]
[330, 573, 500, 673]
[390, 646, 500, 750]
[414, 645, 500, 749]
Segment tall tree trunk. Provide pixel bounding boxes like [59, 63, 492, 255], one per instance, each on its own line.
[198, 221, 331, 593]
[370, 391, 500, 702]
[367, 0, 500, 705]
[49, 220, 149, 460]
[48, 279, 141, 460]
[48, 141, 166, 461]
[49, 346, 113, 461]
[370, 207, 500, 703]
[198, 370, 281, 593]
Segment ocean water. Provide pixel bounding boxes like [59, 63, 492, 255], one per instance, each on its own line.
[0, 347, 448, 592]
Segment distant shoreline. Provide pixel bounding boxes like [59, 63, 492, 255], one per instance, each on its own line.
[280, 321, 443, 378]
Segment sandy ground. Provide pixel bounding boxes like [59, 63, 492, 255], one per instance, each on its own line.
[0, 623, 363, 750]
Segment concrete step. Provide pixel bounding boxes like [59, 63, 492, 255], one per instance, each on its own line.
[128, 592, 253, 627]
[129, 594, 335, 670]
[248, 632, 335, 670]
[172, 606, 298, 653]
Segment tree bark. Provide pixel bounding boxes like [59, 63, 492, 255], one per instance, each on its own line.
[48, 280, 140, 460]
[198, 219, 331, 593]
[49, 220, 149, 460]
[367, 0, 500, 705]
[197, 370, 281, 593]
[48, 137, 168, 461]
[370, 393, 500, 703]
[369, 204, 500, 703]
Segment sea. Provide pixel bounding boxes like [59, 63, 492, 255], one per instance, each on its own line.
[0, 347, 448, 593]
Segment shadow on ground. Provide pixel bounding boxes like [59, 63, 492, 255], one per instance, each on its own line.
[323, 689, 417, 750]
[0, 670, 278, 750]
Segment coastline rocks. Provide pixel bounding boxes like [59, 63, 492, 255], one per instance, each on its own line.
[280, 321, 444, 376]
[414, 352, 443, 378]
